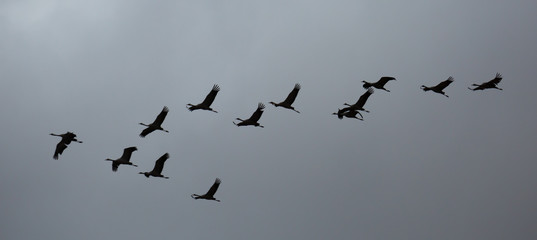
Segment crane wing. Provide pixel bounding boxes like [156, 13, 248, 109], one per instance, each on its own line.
[435, 77, 454, 90]
[354, 88, 374, 108]
[152, 153, 169, 174]
[488, 73, 502, 85]
[200, 84, 220, 106]
[152, 106, 169, 125]
[282, 83, 301, 105]
[139, 127, 154, 138]
[205, 178, 221, 197]
[53, 142, 68, 159]
[248, 103, 265, 122]
[120, 147, 138, 161]
[112, 161, 120, 172]
[377, 76, 396, 86]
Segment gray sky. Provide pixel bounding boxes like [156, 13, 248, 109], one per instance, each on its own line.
[1, 1, 537, 239]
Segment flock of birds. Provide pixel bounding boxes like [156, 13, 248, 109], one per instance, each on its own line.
[49, 73, 504, 202]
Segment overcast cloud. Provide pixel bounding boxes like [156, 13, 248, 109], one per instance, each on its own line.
[1, 1, 537, 239]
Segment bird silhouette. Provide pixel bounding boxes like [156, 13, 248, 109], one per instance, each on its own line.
[187, 84, 220, 113]
[332, 109, 364, 120]
[191, 178, 221, 202]
[269, 83, 301, 113]
[340, 88, 374, 114]
[362, 76, 396, 92]
[421, 76, 454, 97]
[139, 106, 169, 137]
[139, 153, 170, 179]
[105, 147, 138, 172]
[50, 132, 82, 160]
[233, 103, 265, 128]
[469, 73, 503, 91]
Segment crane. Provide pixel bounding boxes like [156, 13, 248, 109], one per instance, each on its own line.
[469, 73, 503, 91]
[340, 88, 374, 113]
[105, 147, 138, 172]
[362, 76, 396, 92]
[191, 178, 221, 202]
[187, 84, 220, 113]
[421, 76, 454, 97]
[269, 83, 301, 113]
[139, 106, 169, 137]
[139, 153, 170, 179]
[233, 103, 265, 128]
[332, 109, 364, 120]
[50, 132, 82, 160]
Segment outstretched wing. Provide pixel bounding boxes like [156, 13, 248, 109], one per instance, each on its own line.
[488, 73, 502, 85]
[205, 178, 221, 197]
[112, 161, 120, 172]
[201, 84, 220, 106]
[377, 76, 396, 86]
[354, 88, 374, 108]
[248, 103, 265, 122]
[435, 76, 454, 90]
[121, 147, 138, 161]
[53, 142, 68, 159]
[139, 127, 154, 138]
[152, 153, 169, 174]
[152, 106, 169, 125]
[282, 83, 301, 105]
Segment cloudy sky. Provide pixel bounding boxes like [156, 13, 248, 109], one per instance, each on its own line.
[1, 1, 537, 239]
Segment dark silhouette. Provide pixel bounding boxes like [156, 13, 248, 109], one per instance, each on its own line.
[191, 178, 221, 202]
[421, 76, 454, 97]
[362, 76, 396, 92]
[187, 84, 220, 113]
[105, 147, 138, 172]
[139, 153, 170, 179]
[469, 73, 503, 91]
[50, 132, 82, 160]
[233, 103, 265, 128]
[332, 109, 364, 120]
[139, 106, 169, 137]
[269, 83, 301, 113]
[341, 88, 374, 113]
